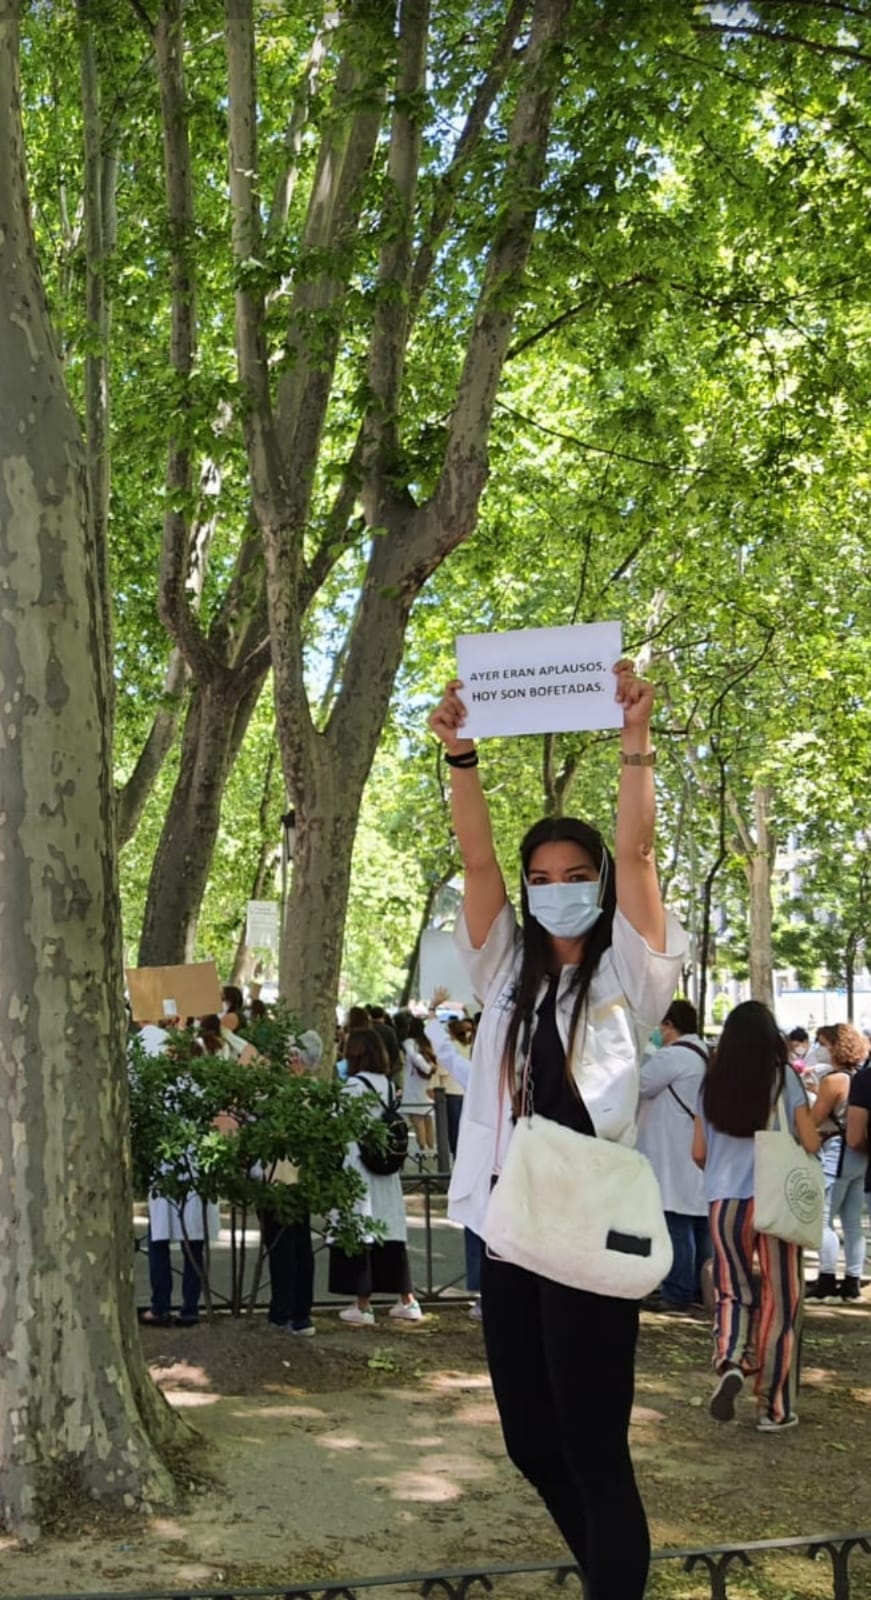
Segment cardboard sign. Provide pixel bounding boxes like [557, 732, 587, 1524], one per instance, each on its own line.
[245, 899, 280, 951]
[455, 621, 623, 740]
[126, 961, 222, 1023]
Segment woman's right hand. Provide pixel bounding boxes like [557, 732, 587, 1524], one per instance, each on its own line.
[429, 679, 475, 756]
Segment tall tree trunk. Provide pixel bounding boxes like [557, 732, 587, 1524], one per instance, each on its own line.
[138, 674, 264, 965]
[0, 7, 185, 1534]
[226, 0, 571, 1046]
[746, 787, 776, 1009]
[845, 934, 856, 1023]
[229, 743, 281, 985]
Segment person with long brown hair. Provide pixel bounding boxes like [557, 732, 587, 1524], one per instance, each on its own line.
[692, 1000, 819, 1431]
[805, 1021, 869, 1301]
[429, 662, 685, 1600]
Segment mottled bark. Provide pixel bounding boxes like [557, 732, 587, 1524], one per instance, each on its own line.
[0, 7, 185, 1536]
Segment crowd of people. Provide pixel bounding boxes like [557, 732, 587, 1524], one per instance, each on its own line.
[130, 659, 870, 1600]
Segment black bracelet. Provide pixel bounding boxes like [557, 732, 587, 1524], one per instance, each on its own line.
[445, 749, 479, 769]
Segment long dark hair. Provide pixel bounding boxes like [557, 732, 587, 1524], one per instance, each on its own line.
[501, 816, 616, 1107]
[702, 1000, 787, 1137]
[394, 1008, 436, 1066]
[344, 1027, 389, 1078]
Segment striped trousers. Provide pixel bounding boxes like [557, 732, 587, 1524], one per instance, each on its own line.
[709, 1197, 804, 1424]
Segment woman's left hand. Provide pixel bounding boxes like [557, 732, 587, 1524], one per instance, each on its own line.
[613, 659, 654, 729]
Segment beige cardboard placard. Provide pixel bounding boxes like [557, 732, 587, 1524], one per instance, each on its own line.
[126, 961, 222, 1023]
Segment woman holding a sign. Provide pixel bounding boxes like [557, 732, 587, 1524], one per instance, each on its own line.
[430, 662, 685, 1600]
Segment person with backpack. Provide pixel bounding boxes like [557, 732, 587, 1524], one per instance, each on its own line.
[328, 1027, 421, 1326]
[636, 998, 711, 1311]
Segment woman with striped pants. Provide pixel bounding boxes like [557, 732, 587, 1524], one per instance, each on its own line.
[692, 1002, 820, 1432]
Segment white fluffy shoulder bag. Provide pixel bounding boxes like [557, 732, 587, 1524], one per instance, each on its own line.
[483, 1112, 673, 1300]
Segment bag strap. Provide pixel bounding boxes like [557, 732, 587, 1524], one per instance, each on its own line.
[671, 1040, 710, 1067]
[770, 1090, 792, 1138]
[357, 1073, 389, 1110]
[668, 1085, 695, 1119]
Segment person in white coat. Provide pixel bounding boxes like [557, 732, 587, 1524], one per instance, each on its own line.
[135, 1019, 219, 1327]
[328, 1028, 422, 1326]
[430, 662, 686, 1600]
[636, 998, 710, 1310]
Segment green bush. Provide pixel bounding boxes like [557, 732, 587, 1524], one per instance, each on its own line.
[128, 1009, 387, 1272]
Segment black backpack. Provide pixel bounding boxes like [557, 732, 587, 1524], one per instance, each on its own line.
[356, 1075, 409, 1176]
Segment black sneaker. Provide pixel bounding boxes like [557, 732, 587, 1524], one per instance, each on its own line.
[839, 1276, 862, 1301]
[710, 1366, 744, 1423]
[805, 1273, 838, 1301]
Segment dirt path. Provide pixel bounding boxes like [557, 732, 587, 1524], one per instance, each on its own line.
[1, 1300, 870, 1597]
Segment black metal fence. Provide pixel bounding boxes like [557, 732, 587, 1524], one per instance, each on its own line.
[5, 1534, 871, 1600]
[135, 1166, 465, 1314]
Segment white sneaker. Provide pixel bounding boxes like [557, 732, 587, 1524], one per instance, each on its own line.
[756, 1411, 798, 1432]
[339, 1304, 375, 1326]
[468, 1300, 483, 1322]
[388, 1298, 423, 1322]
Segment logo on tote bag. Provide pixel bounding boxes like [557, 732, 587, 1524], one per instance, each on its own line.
[785, 1167, 822, 1225]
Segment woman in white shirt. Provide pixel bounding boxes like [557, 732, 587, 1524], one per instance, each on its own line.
[328, 1028, 422, 1326]
[395, 1010, 437, 1156]
[429, 662, 685, 1600]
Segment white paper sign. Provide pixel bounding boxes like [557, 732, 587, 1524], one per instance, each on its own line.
[455, 622, 624, 740]
[246, 900, 279, 950]
[419, 928, 478, 1009]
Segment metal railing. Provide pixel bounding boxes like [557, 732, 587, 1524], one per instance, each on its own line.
[4, 1533, 870, 1600]
[135, 1166, 465, 1314]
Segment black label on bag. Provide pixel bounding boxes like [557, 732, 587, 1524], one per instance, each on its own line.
[606, 1229, 652, 1258]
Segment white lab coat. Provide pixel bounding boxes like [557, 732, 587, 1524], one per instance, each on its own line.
[447, 900, 687, 1238]
[635, 1035, 709, 1215]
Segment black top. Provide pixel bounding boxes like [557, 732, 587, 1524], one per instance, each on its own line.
[527, 976, 595, 1137]
[848, 1063, 871, 1192]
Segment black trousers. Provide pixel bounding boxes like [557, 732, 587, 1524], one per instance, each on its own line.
[260, 1213, 315, 1327]
[481, 1250, 649, 1600]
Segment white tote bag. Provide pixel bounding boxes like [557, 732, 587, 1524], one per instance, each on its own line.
[483, 1113, 673, 1299]
[753, 1093, 825, 1250]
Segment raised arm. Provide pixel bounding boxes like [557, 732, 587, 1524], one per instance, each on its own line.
[613, 661, 666, 952]
[429, 679, 506, 948]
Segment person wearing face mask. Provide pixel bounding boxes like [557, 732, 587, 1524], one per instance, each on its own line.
[429, 661, 686, 1600]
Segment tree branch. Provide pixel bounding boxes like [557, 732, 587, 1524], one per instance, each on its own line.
[115, 649, 189, 847]
[411, 0, 574, 572]
[692, 19, 871, 65]
[127, 0, 155, 34]
[265, 8, 338, 245]
[409, 0, 531, 312]
[362, 0, 430, 488]
[301, 430, 365, 608]
[275, 8, 391, 481]
[154, 0, 216, 683]
[494, 400, 673, 471]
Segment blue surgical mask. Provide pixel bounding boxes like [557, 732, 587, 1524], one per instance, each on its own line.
[525, 878, 603, 939]
[649, 1026, 664, 1049]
